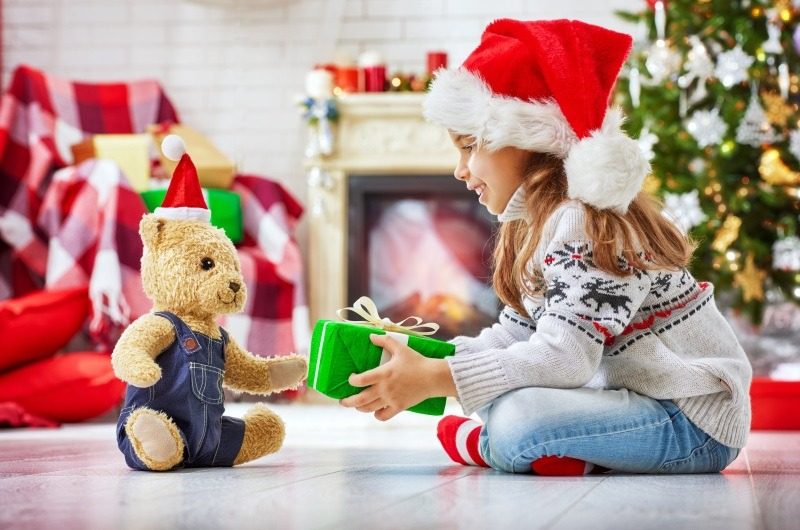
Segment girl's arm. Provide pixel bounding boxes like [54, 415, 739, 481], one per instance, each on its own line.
[450, 305, 540, 355]
[448, 205, 652, 414]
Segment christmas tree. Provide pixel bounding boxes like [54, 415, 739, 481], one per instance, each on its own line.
[616, 0, 800, 323]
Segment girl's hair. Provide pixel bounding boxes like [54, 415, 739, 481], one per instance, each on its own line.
[493, 151, 696, 315]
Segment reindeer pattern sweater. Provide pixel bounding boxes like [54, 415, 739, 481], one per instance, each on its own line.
[448, 199, 752, 449]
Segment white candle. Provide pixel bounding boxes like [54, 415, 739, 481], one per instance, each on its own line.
[306, 69, 334, 99]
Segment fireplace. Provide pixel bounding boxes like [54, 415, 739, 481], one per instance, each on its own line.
[348, 174, 498, 339]
[305, 93, 500, 339]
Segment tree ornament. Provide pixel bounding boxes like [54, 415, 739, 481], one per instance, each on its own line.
[736, 92, 781, 147]
[712, 215, 742, 253]
[678, 36, 714, 105]
[773, 236, 800, 271]
[637, 126, 658, 160]
[715, 45, 755, 88]
[790, 129, 800, 161]
[763, 13, 784, 54]
[688, 157, 706, 175]
[663, 190, 706, 233]
[759, 148, 800, 185]
[778, 62, 791, 99]
[629, 67, 641, 108]
[645, 1, 681, 83]
[686, 108, 727, 147]
[734, 253, 767, 302]
[761, 91, 794, 126]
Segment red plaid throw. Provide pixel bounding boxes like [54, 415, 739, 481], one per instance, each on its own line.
[0, 65, 308, 355]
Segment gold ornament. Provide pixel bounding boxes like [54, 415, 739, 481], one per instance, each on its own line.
[733, 253, 766, 302]
[759, 149, 800, 186]
[761, 92, 795, 127]
[712, 215, 742, 253]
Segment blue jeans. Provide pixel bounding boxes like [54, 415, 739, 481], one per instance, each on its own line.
[477, 387, 740, 474]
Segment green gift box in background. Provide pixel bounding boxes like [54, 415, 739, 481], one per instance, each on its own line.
[141, 188, 243, 243]
[308, 319, 455, 415]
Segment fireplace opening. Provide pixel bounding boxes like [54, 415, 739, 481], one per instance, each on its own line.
[348, 174, 500, 340]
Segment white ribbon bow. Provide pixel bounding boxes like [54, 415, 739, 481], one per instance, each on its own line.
[336, 296, 439, 337]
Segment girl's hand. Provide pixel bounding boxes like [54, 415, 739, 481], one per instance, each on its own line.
[340, 334, 456, 421]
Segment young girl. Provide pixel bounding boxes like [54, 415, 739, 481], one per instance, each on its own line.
[340, 18, 752, 475]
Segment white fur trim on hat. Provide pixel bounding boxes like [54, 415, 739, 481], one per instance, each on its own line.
[424, 68, 649, 213]
[154, 206, 211, 223]
[423, 68, 577, 157]
[564, 108, 650, 214]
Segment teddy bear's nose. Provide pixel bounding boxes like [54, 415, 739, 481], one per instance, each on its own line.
[229, 282, 240, 293]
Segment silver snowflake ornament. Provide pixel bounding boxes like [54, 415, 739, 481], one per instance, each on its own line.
[686, 108, 727, 148]
[715, 45, 754, 88]
[664, 190, 706, 233]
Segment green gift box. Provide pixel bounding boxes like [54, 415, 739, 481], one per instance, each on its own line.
[140, 188, 243, 243]
[308, 319, 455, 415]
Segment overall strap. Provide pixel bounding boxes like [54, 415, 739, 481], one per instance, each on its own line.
[154, 311, 202, 355]
[219, 327, 229, 360]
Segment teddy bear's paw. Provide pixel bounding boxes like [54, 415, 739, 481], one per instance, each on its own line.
[267, 355, 308, 393]
[125, 408, 185, 471]
[233, 404, 286, 465]
[119, 358, 162, 388]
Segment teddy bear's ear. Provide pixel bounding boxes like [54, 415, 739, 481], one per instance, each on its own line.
[140, 214, 166, 249]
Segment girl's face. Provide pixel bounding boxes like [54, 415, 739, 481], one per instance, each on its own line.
[449, 132, 528, 215]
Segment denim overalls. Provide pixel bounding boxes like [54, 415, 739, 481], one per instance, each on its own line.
[116, 311, 245, 470]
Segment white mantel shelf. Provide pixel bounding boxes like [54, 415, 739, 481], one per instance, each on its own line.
[304, 92, 458, 323]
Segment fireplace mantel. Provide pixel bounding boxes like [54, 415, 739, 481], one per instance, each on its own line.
[304, 93, 458, 323]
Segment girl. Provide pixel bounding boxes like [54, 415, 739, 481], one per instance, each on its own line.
[340, 18, 752, 475]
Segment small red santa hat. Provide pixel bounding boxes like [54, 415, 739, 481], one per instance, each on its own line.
[423, 19, 650, 214]
[154, 135, 210, 223]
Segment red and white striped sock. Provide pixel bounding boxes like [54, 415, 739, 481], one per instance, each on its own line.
[437, 415, 488, 467]
[437, 416, 606, 475]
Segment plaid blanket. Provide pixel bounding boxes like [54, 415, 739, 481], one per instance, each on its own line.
[0, 64, 308, 355]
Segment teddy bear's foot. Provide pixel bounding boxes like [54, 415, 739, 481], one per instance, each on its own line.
[125, 407, 185, 471]
[233, 404, 286, 465]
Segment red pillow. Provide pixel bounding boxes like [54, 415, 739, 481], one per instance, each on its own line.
[0, 287, 90, 372]
[0, 352, 125, 423]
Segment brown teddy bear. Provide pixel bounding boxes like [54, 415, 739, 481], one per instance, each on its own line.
[111, 135, 307, 471]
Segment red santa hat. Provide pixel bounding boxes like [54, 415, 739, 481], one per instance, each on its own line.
[423, 19, 650, 214]
[154, 135, 210, 223]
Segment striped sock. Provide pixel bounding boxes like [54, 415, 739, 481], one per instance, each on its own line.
[436, 415, 488, 467]
[437, 416, 606, 475]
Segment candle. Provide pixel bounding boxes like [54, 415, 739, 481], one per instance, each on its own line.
[358, 51, 386, 92]
[426, 51, 448, 74]
[306, 68, 334, 99]
[336, 66, 359, 93]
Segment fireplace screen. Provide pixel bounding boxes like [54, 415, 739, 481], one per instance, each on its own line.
[348, 175, 500, 340]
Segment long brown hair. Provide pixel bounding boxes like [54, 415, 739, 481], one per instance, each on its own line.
[493, 152, 696, 315]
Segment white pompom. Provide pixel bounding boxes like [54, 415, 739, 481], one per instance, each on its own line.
[161, 134, 186, 161]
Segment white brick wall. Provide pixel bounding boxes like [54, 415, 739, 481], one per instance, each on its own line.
[2, 0, 640, 255]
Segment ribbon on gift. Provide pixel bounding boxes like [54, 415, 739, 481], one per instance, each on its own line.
[336, 296, 439, 337]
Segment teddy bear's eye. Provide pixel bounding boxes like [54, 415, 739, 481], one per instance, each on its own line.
[200, 258, 215, 271]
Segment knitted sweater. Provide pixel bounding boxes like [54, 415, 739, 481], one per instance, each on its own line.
[449, 196, 753, 448]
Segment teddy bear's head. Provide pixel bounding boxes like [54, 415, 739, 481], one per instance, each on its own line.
[139, 214, 246, 317]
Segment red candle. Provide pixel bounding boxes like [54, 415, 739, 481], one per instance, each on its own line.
[336, 66, 359, 93]
[427, 51, 448, 74]
[362, 65, 387, 92]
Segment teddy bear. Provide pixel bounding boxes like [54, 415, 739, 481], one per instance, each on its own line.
[111, 135, 307, 471]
